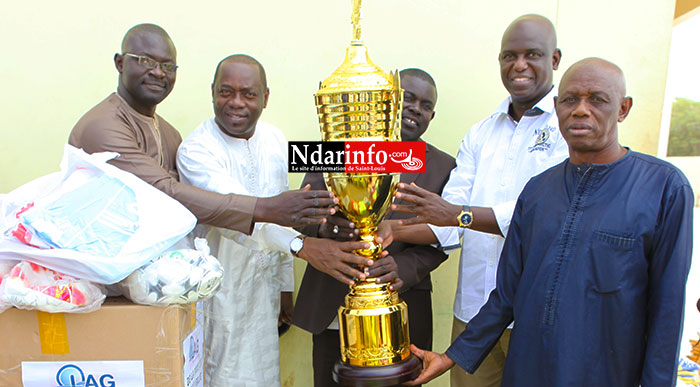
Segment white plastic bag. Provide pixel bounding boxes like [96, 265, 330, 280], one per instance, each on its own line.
[0, 145, 197, 284]
[120, 238, 223, 306]
[0, 261, 105, 313]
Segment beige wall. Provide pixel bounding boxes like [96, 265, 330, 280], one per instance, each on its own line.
[666, 157, 700, 206]
[0, 1, 675, 386]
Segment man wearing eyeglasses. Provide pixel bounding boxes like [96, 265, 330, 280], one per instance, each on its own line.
[69, 24, 381, 284]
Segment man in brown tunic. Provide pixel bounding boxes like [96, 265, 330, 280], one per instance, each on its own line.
[69, 23, 389, 285]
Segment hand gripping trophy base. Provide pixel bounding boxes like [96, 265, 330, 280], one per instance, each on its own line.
[331, 230, 422, 386]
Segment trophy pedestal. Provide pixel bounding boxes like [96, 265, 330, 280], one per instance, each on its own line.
[332, 354, 422, 387]
[331, 280, 421, 386]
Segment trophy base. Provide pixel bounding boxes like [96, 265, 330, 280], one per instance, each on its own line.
[332, 354, 422, 387]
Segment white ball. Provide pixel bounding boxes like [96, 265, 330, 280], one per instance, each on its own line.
[188, 267, 204, 287]
[145, 292, 158, 304]
[161, 283, 185, 297]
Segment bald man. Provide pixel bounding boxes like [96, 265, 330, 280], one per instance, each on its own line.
[387, 14, 568, 386]
[69, 24, 347, 253]
[406, 58, 694, 386]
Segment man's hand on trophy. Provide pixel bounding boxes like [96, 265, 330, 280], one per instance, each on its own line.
[255, 184, 339, 227]
[392, 182, 461, 227]
[298, 237, 380, 285]
[365, 254, 403, 291]
[376, 220, 399, 248]
[402, 345, 455, 386]
[318, 215, 359, 240]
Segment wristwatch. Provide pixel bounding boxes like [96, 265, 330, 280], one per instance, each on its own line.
[457, 205, 474, 228]
[289, 235, 306, 257]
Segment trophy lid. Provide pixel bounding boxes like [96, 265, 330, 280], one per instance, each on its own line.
[315, 0, 402, 143]
[316, 42, 394, 95]
[316, 0, 395, 95]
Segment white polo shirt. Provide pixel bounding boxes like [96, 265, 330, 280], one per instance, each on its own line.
[430, 87, 569, 323]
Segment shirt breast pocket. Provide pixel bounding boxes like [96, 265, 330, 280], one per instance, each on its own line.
[589, 230, 635, 294]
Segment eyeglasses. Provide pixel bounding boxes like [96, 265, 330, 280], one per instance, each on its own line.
[123, 53, 178, 74]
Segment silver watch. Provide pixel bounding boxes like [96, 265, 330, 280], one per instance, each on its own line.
[290, 235, 305, 257]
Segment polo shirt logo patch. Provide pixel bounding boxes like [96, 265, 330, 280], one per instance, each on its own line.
[528, 125, 556, 152]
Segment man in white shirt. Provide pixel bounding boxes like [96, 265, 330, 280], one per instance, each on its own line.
[177, 55, 400, 386]
[390, 14, 568, 387]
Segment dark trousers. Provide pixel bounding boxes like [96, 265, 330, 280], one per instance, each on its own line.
[311, 289, 432, 387]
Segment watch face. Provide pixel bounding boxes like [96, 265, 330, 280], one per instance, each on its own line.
[460, 212, 473, 226]
[290, 237, 304, 254]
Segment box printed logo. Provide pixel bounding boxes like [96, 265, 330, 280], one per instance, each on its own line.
[56, 364, 115, 387]
[22, 360, 144, 387]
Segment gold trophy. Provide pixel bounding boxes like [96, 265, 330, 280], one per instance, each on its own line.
[314, 1, 421, 385]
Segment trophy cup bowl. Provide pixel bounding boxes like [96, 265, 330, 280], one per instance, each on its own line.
[314, 16, 422, 384]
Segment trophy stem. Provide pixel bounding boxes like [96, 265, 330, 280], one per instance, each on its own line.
[356, 227, 381, 259]
[351, 228, 389, 295]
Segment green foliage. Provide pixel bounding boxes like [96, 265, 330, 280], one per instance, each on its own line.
[668, 98, 700, 156]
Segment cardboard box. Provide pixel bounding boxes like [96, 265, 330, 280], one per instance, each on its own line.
[0, 297, 202, 386]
